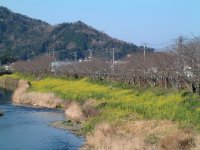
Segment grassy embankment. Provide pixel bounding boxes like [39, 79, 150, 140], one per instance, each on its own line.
[2, 73, 200, 133]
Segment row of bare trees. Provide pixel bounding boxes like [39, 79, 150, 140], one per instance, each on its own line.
[12, 37, 200, 93]
[12, 55, 54, 76]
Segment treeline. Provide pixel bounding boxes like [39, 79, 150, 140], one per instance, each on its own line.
[12, 37, 200, 93]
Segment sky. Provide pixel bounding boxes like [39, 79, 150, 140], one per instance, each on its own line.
[0, 0, 200, 50]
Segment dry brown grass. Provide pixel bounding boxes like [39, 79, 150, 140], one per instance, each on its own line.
[65, 99, 99, 122]
[65, 101, 84, 122]
[13, 80, 88, 122]
[122, 120, 178, 137]
[83, 121, 200, 150]
[159, 132, 194, 150]
[84, 123, 148, 150]
[0, 77, 19, 90]
[12, 80, 64, 108]
[82, 99, 99, 117]
[192, 136, 200, 150]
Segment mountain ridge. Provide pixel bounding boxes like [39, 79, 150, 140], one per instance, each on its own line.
[0, 6, 153, 64]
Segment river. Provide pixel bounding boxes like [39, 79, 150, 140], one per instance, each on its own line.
[0, 89, 84, 150]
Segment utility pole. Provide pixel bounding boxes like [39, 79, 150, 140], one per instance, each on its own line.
[52, 49, 55, 57]
[111, 48, 115, 74]
[142, 43, 148, 76]
[143, 43, 147, 60]
[48, 49, 51, 73]
[89, 49, 92, 60]
[51, 49, 56, 62]
[105, 49, 108, 62]
[112, 48, 115, 64]
[177, 36, 183, 65]
[178, 36, 183, 48]
[74, 52, 77, 61]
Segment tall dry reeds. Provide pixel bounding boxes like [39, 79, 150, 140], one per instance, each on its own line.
[83, 122, 196, 150]
[12, 80, 64, 108]
[64, 102, 84, 122]
[84, 123, 147, 150]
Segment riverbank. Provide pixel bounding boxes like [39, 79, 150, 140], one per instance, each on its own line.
[0, 77, 19, 90]
[50, 120, 84, 136]
[1, 73, 200, 149]
[0, 88, 84, 150]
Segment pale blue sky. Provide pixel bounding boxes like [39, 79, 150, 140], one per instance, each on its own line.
[0, 0, 200, 49]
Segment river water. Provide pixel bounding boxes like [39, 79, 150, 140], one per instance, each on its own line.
[0, 89, 84, 150]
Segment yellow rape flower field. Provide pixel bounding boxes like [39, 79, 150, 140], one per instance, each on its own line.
[4, 73, 200, 133]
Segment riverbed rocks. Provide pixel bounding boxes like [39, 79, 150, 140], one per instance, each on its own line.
[50, 120, 83, 136]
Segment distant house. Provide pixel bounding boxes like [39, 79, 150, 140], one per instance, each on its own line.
[3, 65, 12, 71]
[51, 61, 80, 73]
[183, 66, 193, 78]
